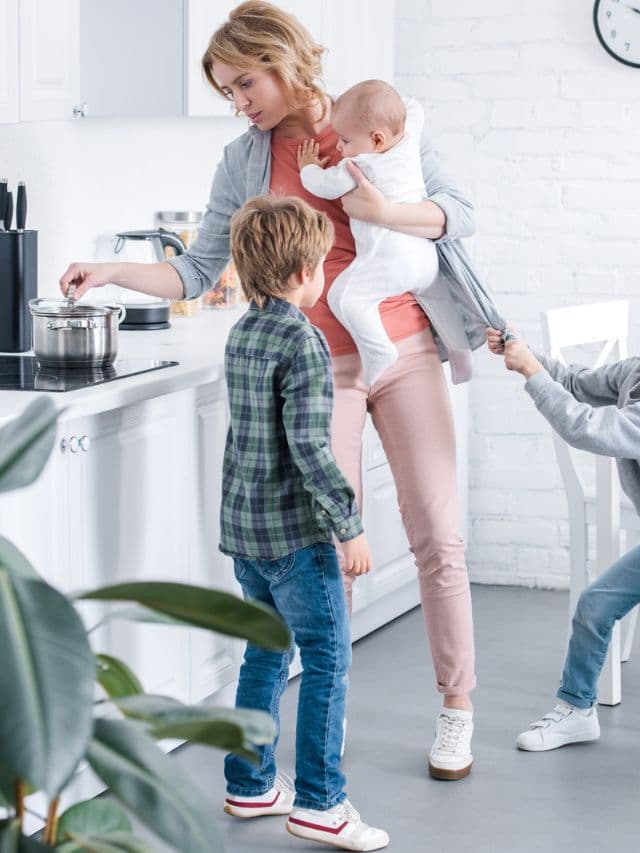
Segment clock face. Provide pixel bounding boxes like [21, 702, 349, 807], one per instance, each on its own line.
[594, 0, 640, 67]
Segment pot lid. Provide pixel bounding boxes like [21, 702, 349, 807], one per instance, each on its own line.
[29, 298, 121, 318]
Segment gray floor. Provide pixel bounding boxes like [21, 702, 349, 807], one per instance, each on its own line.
[155, 586, 640, 852]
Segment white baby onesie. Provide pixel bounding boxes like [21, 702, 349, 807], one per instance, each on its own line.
[300, 98, 439, 385]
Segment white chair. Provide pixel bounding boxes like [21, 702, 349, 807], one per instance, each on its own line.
[541, 300, 639, 706]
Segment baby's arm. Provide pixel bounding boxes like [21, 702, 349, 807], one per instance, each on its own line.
[298, 142, 357, 200]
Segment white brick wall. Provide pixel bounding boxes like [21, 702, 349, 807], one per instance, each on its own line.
[395, 0, 640, 589]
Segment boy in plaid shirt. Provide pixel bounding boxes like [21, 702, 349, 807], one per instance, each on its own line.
[220, 196, 389, 851]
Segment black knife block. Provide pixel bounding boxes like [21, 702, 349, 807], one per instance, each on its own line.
[0, 230, 38, 353]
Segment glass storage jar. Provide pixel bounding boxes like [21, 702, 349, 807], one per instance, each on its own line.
[155, 210, 203, 317]
[202, 260, 242, 309]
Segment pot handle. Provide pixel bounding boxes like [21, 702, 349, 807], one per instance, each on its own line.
[116, 304, 127, 325]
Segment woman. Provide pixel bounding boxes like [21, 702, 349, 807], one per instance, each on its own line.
[60, 1, 482, 782]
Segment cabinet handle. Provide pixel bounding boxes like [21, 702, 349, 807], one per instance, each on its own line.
[69, 435, 79, 453]
[79, 435, 90, 452]
[72, 103, 89, 118]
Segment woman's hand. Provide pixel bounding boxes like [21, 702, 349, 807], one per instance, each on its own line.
[59, 262, 115, 300]
[341, 161, 390, 224]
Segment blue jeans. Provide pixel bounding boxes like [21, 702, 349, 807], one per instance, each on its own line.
[557, 544, 640, 709]
[224, 542, 351, 811]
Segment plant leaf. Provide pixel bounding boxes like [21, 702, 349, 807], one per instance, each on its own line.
[86, 719, 223, 853]
[79, 582, 290, 650]
[96, 605, 192, 628]
[57, 800, 132, 841]
[95, 655, 144, 700]
[0, 565, 94, 797]
[56, 834, 151, 853]
[0, 398, 61, 494]
[115, 694, 276, 745]
[0, 820, 54, 852]
[0, 537, 38, 580]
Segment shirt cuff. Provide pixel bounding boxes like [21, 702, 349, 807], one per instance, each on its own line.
[165, 254, 200, 299]
[320, 508, 362, 543]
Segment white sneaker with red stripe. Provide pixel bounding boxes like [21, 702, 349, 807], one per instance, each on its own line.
[286, 798, 389, 851]
[224, 772, 294, 818]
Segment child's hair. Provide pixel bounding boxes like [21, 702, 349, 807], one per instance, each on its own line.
[333, 79, 406, 137]
[230, 196, 334, 308]
[202, 1, 327, 117]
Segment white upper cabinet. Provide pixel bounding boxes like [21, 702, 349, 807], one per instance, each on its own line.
[19, 0, 80, 121]
[0, 0, 19, 123]
[16, 0, 395, 121]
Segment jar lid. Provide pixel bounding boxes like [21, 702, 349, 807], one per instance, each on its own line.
[29, 298, 120, 318]
[155, 210, 203, 224]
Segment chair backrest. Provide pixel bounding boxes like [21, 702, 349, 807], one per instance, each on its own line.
[540, 300, 628, 573]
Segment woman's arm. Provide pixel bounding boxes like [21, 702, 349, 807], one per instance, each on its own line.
[60, 260, 183, 301]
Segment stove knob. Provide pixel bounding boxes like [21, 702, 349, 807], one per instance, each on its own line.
[69, 436, 79, 453]
[79, 435, 90, 452]
[60, 438, 68, 454]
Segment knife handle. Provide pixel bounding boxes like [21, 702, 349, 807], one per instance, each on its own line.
[0, 179, 6, 230]
[16, 182, 26, 231]
[4, 190, 13, 231]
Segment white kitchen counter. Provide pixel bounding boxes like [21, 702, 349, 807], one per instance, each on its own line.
[0, 308, 246, 423]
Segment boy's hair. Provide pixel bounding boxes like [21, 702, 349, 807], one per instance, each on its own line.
[333, 79, 406, 137]
[230, 196, 334, 307]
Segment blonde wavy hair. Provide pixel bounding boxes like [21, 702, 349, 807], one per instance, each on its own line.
[202, 1, 327, 116]
[230, 196, 334, 308]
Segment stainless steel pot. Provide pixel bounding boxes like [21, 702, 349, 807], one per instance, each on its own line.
[29, 299, 126, 369]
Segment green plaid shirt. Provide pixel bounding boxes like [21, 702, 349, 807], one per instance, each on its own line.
[219, 298, 363, 559]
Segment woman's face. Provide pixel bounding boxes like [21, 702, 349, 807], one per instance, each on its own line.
[212, 62, 290, 130]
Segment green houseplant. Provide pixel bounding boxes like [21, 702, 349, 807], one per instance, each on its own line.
[0, 398, 290, 852]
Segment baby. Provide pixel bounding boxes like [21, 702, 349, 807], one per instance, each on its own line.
[297, 79, 439, 386]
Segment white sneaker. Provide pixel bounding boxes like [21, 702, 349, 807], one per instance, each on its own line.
[516, 701, 600, 752]
[428, 707, 473, 780]
[224, 771, 294, 818]
[287, 798, 389, 851]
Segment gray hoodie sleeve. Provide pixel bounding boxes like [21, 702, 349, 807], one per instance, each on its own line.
[525, 368, 640, 460]
[535, 352, 631, 407]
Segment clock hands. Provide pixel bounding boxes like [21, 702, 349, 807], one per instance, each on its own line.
[621, 2, 640, 14]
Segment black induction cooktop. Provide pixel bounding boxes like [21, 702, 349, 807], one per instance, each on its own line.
[0, 356, 179, 392]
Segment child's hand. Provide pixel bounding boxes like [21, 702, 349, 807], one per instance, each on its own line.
[504, 339, 544, 379]
[341, 533, 372, 576]
[486, 327, 506, 355]
[297, 140, 330, 171]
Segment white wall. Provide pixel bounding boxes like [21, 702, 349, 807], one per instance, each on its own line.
[395, 0, 640, 588]
[0, 115, 242, 292]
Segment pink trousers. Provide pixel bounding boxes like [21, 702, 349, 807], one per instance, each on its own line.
[331, 327, 476, 695]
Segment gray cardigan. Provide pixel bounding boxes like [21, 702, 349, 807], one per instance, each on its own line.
[168, 118, 499, 383]
[526, 354, 640, 516]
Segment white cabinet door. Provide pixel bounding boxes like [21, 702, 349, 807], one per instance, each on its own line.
[0, 418, 69, 590]
[0, 0, 18, 123]
[189, 380, 242, 704]
[67, 392, 193, 701]
[19, 0, 81, 121]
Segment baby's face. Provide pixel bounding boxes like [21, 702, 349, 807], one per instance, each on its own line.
[331, 111, 377, 158]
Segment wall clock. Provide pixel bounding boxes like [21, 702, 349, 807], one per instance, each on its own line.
[594, 1, 640, 67]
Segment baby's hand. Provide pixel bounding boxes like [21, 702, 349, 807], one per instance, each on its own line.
[297, 140, 330, 171]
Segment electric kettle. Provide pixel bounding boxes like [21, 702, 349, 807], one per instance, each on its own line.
[112, 228, 187, 330]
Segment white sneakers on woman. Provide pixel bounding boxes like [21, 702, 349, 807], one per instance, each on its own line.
[516, 701, 600, 751]
[428, 707, 474, 780]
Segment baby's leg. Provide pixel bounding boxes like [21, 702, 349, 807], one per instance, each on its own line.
[328, 266, 398, 385]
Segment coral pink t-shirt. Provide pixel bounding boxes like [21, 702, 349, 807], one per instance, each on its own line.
[269, 124, 429, 357]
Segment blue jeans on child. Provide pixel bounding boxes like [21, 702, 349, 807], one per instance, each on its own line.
[224, 541, 351, 811]
[557, 543, 640, 709]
